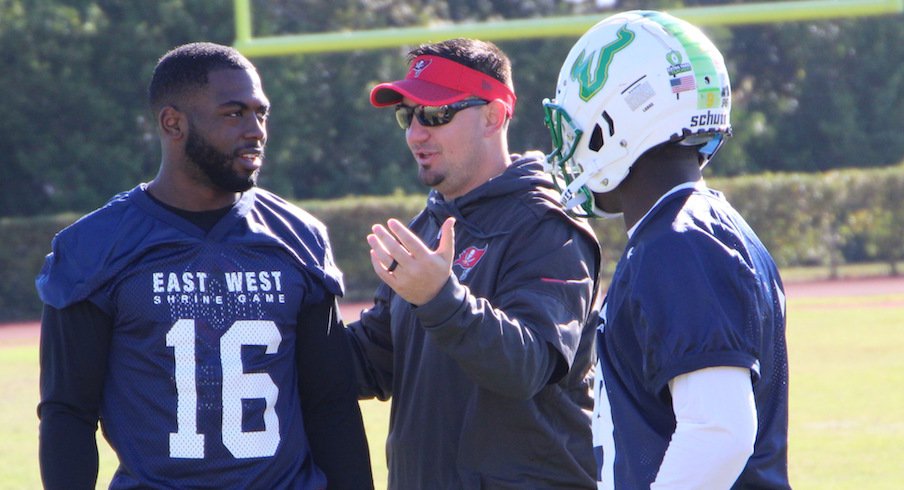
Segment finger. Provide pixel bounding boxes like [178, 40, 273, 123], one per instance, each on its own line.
[437, 218, 456, 262]
[368, 249, 394, 281]
[386, 219, 431, 257]
[371, 224, 411, 261]
[367, 232, 396, 271]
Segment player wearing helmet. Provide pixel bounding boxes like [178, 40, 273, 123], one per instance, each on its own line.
[544, 11, 790, 489]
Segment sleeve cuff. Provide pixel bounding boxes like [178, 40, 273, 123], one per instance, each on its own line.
[413, 275, 468, 330]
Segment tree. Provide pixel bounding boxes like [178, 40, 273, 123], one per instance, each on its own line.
[729, 16, 904, 174]
[0, 0, 236, 216]
[1, 0, 902, 218]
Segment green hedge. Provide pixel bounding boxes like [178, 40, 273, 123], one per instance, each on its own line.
[3, 165, 902, 322]
[1, 213, 84, 322]
[712, 166, 904, 274]
[299, 194, 426, 301]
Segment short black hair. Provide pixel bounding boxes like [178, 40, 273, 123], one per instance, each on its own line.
[408, 38, 513, 91]
[148, 42, 255, 110]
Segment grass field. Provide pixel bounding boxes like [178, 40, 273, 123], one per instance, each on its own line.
[0, 346, 391, 490]
[2, 283, 902, 489]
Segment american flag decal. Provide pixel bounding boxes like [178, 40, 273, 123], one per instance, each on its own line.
[670, 75, 696, 94]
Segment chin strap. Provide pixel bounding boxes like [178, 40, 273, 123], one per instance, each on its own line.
[559, 169, 599, 217]
[560, 181, 623, 219]
[562, 187, 588, 210]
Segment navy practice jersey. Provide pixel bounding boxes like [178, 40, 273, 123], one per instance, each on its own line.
[36, 185, 343, 489]
[593, 184, 789, 489]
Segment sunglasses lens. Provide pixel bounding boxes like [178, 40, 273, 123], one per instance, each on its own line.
[395, 106, 414, 129]
[419, 106, 449, 127]
[394, 100, 487, 130]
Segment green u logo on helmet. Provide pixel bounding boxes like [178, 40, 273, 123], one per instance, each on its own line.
[570, 25, 635, 101]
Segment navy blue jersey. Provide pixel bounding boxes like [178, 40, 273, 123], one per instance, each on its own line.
[37, 185, 344, 489]
[593, 185, 789, 489]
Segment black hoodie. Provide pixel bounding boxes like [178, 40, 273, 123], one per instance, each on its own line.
[348, 152, 602, 489]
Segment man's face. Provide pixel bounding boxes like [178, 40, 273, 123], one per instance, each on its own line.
[402, 97, 487, 200]
[183, 68, 270, 193]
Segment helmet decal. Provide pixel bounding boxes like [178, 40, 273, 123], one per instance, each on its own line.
[570, 25, 636, 101]
[670, 75, 696, 94]
[646, 12, 722, 109]
[665, 50, 692, 76]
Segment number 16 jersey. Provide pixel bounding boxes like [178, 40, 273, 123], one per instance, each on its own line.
[37, 185, 344, 489]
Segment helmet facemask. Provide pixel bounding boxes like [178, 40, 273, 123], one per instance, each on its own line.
[542, 100, 596, 217]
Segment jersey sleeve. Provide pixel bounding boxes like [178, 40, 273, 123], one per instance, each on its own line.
[247, 189, 344, 298]
[35, 190, 148, 311]
[629, 231, 761, 393]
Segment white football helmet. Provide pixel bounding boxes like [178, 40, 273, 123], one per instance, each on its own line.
[544, 10, 732, 217]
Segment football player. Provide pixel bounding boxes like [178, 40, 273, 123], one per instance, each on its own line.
[36, 42, 373, 489]
[543, 11, 790, 489]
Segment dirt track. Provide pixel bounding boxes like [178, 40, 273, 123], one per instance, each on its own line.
[784, 275, 904, 298]
[3, 276, 903, 348]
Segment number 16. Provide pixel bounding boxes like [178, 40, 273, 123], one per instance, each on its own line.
[166, 319, 282, 459]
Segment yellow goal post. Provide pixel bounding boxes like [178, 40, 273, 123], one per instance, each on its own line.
[233, 0, 903, 57]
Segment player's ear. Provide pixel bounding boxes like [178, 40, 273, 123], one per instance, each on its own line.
[482, 100, 508, 136]
[159, 105, 187, 140]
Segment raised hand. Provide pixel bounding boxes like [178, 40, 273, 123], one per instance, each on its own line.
[367, 217, 456, 305]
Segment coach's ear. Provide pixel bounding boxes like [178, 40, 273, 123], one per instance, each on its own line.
[159, 105, 187, 141]
[482, 99, 508, 137]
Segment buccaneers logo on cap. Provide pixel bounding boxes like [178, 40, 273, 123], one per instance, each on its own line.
[412, 59, 432, 78]
[454, 245, 487, 280]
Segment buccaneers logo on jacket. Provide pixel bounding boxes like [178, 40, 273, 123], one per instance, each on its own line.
[453, 245, 487, 281]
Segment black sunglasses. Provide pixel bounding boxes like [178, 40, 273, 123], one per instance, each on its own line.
[394, 99, 489, 129]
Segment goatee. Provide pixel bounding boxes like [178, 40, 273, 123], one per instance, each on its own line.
[185, 125, 260, 192]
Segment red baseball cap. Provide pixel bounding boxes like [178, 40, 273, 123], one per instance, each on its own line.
[370, 55, 516, 117]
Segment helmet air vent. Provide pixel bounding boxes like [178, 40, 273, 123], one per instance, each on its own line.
[602, 111, 615, 136]
[589, 111, 616, 152]
[589, 125, 604, 152]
